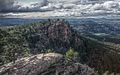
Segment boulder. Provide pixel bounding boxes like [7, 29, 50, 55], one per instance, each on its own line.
[0, 53, 63, 75]
[0, 53, 97, 75]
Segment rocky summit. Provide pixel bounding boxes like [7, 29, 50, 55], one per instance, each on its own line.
[0, 53, 97, 75]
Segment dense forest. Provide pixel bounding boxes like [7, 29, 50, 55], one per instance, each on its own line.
[0, 19, 120, 75]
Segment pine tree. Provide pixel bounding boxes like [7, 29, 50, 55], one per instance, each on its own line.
[65, 48, 80, 62]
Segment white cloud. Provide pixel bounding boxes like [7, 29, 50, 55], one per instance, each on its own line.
[1, 0, 120, 18]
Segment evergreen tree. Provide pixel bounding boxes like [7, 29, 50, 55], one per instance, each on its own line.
[65, 48, 80, 62]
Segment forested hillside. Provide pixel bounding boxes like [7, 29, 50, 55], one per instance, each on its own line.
[0, 19, 120, 75]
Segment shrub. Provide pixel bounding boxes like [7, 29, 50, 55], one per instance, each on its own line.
[65, 48, 80, 62]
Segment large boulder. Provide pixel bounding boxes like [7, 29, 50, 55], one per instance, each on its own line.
[0, 53, 63, 75]
[0, 53, 97, 75]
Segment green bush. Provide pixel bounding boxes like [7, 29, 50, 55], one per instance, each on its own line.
[65, 48, 80, 62]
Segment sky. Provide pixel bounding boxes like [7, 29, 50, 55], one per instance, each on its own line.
[0, 0, 120, 18]
[18, 0, 40, 3]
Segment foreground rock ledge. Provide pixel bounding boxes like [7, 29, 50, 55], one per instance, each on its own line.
[0, 53, 97, 75]
[0, 53, 63, 75]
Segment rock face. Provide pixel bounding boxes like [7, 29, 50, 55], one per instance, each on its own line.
[28, 19, 85, 53]
[48, 20, 72, 43]
[0, 53, 97, 75]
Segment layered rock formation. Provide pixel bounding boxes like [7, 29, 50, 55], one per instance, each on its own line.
[0, 53, 97, 75]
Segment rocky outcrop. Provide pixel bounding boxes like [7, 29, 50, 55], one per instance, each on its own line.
[48, 20, 72, 43]
[39, 60, 97, 75]
[0, 53, 97, 75]
[28, 19, 85, 53]
[0, 53, 63, 75]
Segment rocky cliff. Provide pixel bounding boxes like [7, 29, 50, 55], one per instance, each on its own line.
[25, 19, 85, 53]
[0, 53, 97, 75]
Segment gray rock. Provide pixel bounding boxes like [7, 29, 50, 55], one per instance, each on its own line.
[0, 53, 63, 75]
[0, 53, 98, 75]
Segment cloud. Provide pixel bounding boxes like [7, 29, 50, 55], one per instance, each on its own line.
[0, 0, 48, 12]
[0, 0, 120, 17]
[0, 0, 15, 11]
